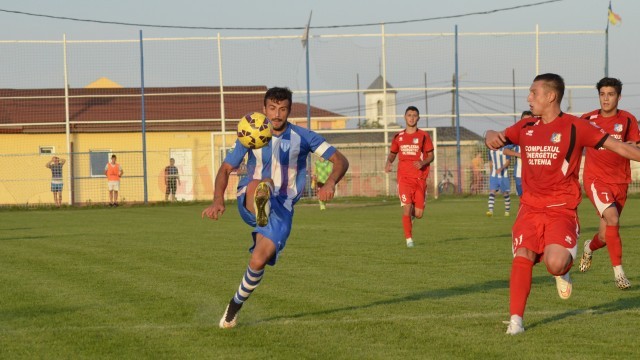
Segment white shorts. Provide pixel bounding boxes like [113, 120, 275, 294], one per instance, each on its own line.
[108, 181, 120, 191]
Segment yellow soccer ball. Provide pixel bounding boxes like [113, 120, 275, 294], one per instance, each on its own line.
[237, 112, 273, 149]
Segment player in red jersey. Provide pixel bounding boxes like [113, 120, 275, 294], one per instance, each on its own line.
[485, 73, 640, 335]
[385, 106, 434, 248]
[579, 77, 639, 290]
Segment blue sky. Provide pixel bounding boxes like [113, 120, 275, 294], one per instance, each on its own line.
[1, 0, 638, 133]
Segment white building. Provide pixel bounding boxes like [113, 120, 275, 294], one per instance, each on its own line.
[364, 75, 399, 128]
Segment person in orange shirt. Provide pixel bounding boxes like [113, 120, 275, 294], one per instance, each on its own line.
[104, 154, 124, 207]
[470, 151, 484, 194]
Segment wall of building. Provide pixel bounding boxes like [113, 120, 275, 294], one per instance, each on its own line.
[0, 132, 236, 205]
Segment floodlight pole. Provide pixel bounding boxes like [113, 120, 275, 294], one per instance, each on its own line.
[454, 25, 462, 194]
[63, 34, 72, 206]
[139, 30, 148, 204]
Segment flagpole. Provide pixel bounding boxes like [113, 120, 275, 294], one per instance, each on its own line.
[605, 1, 610, 77]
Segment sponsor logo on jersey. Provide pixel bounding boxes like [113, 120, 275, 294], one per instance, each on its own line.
[550, 133, 562, 143]
[526, 129, 534, 136]
[614, 123, 623, 132]
[589, 121, 602, 129]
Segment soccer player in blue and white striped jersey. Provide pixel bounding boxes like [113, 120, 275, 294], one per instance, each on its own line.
[486, 147, 511, 216]
[202, 87, 349, 329]
[503, 111, 534, 196]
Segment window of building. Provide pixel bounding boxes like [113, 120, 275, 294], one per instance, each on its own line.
[39, 146, 55, 155]
[90, 150, 111, 177]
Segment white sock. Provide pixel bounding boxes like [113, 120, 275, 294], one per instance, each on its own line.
[584, 240, 593, 255]
[510, 314, 523, 325]
[613, 265, 625, 277]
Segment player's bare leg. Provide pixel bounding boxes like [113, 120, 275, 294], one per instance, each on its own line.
[545, 244, 574, 300]
[220, 234, 275, 329]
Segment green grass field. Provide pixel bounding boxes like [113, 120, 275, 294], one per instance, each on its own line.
[1, 197, 639, 359]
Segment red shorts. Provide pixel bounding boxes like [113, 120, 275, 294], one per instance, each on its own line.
[397, 176, 427, 209]
[584, 178, 628, 217]
[511, 204, 579, 259]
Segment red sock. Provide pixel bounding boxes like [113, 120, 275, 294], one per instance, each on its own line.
[510, 257, 534, 317]
[605, 225, 622, 267]
[402, 215, 412, 239]
[589, 233, 606, 252]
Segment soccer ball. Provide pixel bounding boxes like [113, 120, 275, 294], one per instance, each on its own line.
[237, 112, 273, 149]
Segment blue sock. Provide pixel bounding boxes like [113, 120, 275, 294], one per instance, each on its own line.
[488, 193, 495, 212]
[233, 266, 264, 304]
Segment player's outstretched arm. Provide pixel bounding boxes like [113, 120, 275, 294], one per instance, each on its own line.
[603, 136, 640, 162]
[485, 130, 507, 150]
[318, 150, 349, 202]
[202, 162, 234, 220]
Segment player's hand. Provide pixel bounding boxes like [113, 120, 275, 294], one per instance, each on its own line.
[384, 162, 392, 173]
[413, 160, 425, 169]
[202, 198, 225, 220]
[317, 181, 336, 202]
[485, 130, 507, 150]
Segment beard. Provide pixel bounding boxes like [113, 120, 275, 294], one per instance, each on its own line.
[271, 119, 287, 131]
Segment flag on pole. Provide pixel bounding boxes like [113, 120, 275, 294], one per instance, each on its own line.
[608, 2, 621, 25]
[301, 11, 313, 48]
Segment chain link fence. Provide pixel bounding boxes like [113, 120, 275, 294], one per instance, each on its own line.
[1, 26, 614, 206]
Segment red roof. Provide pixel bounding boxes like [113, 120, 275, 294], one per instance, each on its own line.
[0, 86, 344, 133]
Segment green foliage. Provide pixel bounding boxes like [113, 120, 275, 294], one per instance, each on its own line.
[0, 198, 638, 359]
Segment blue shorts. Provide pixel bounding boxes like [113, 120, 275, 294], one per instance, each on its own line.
[51, 183, 63, 192]
[514, 177, 522, 196]
[237, 190, 293, 266]
[489, 176, 510, 192]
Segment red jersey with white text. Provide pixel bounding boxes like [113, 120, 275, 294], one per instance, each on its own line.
[390, 129, 434, 179]
[581, 109, 640, 184]
[504, 112, 608, 209]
